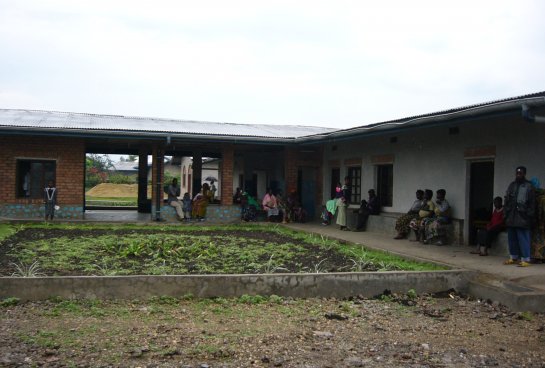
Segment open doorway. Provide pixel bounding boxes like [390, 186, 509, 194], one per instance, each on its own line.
[85, 153, 152, 213]
[468, 161, 495, 244]
[299, 167, 317, 219]
[330, 168, 340, 200]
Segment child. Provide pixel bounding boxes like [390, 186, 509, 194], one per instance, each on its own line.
[472, 196, 504, 256]
[320, 205, 331, 225]
[44, 180, 57, 221]
[182, 192, 192, 221]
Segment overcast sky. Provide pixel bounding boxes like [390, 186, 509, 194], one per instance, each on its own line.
[1, 0, 544, 129]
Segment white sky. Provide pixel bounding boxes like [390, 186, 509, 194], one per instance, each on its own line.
[1, 0, 544, 129]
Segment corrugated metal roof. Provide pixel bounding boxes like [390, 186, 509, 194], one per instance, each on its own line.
[0, 109, 336, 139]
[298, 91, 545, 142]
[1, 91, 544, 142]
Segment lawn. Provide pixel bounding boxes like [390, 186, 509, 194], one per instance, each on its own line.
[0, 223, 446, 276]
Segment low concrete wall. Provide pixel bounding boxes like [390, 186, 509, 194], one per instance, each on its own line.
[155, 204, 241, 223]
[0, 270, 474, 301]
[0, 204, 84, 220]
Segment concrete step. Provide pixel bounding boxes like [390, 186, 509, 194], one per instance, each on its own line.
[467, 273, 545, 312]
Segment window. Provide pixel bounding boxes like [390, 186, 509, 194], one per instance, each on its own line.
[182, 166, 186, 187]
[17, 160, 56, 199]
[347, 167, 361, 204]
[376, 164, 393, 207]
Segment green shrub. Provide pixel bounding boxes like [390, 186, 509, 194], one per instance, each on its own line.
[1, 297, 20, 307]
[108, 173, 136, 184]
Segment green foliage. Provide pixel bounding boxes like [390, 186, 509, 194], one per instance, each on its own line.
[10, 261, 45, 277]
[238, 294, 267, 304]
[5, 223, 444, 276]
[163, 171, 181, 187]
[0, 224, 17, 242]
[1, 297, 20, 307]
[407, 288, 418, 300]
[518, 311, 534, 321]
[149, 295, 179, 305]
[108, 173, 136, 184]
[268, 295, 283, 304]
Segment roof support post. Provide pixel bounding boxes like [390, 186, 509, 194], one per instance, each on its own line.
[152, 146, 165, 221]
[137, 147, 150, 213]
[220, 144, 234, 205]
[192, 150, 202, 198]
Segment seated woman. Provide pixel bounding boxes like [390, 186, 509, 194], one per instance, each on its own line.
[471, 196, 504, 256]
[241, 191, 259, 222]
[394, 190, 424, 239]
[423, 189, 451, 245]
[191, 183, 210, 221]
[262, 188, 280, 221]
[409, 189, 435, 242]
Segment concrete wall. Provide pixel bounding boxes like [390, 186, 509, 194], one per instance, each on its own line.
[322, 114, 545, 243]
[0, 270, 474, 301]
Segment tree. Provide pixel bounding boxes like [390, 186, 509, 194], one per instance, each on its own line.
[86, 154, 114, 189]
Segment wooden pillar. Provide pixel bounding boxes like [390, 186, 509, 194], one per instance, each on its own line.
[137, 147, 150, 213]
[192, 150, 202, 198]
[151, 146, 165, 220]
[220, 144, 234, 205]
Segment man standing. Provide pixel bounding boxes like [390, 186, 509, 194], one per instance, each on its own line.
[167, 178, 184, 221]
[504, 166, 536, 267]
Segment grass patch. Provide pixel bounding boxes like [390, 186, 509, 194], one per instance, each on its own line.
[1, 223, 446, 276]
[0, 223, 17, 242]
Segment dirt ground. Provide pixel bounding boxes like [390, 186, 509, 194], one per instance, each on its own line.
[85, 183, 140, 197]
[2, 227, 545, 367]
[1, 293, 545, 368]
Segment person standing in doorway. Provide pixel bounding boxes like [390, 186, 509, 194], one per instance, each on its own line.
[504, 166, 536, 267]
[44, 180, 57, 221]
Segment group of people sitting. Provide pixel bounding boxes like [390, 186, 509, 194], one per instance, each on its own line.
[236, 187, 306, 223]
[394, 189, 452, 245]
[322, 178, 381, 231]
[166, 178, 214, 221]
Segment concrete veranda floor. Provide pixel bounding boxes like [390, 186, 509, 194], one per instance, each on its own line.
[285, 222, 545, 292]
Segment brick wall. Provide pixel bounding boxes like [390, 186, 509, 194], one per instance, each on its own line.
[0, 136, 85, 205]
[220, 144, 234, 205]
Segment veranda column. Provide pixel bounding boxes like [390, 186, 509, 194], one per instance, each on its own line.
[137, 147, 150, 213]
[220, 144, 234, 205]
[192, 150, 202, 198]
[151, 146, 165, 221]
[284, 146, 298, 194]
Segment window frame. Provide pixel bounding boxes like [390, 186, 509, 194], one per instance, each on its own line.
[16, 159, 57, 199]
[347, 166, 361, 204]
[376, 164, 393, 207]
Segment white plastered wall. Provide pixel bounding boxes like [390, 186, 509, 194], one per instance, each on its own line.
[322, 114, 545, 243]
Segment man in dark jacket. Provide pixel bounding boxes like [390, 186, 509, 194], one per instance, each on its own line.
[503, 166, 536, 267]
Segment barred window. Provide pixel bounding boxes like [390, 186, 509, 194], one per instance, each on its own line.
[347, 166, 361, 204]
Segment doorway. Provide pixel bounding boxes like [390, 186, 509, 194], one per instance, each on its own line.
[468, 161, 495, 244]
[299, 167, 317, 219]
[330, 168, 340, 200]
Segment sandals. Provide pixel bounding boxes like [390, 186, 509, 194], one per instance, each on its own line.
[503, 259, 518, 265]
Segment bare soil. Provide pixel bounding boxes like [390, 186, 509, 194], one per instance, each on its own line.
[85, 183, 141, 197]
[2, 227, 545, 367]
[1, 293, 545, 367]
